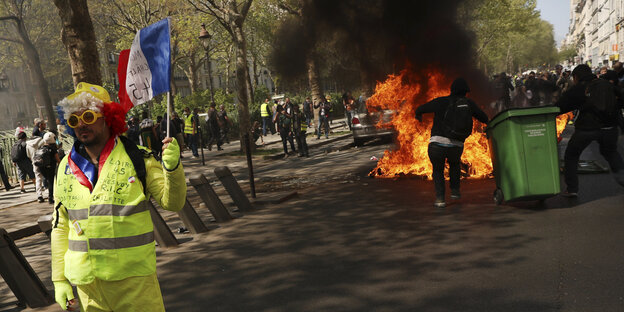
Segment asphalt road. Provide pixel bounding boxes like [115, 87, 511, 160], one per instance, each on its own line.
[2, 127, 624, 312]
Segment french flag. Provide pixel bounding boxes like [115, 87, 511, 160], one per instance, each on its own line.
[117, 18, 171, 113]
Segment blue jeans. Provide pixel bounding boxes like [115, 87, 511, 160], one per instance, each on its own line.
[188, 133, 199, 156]
[317, 115, 329, 139]
[345, 111, 354, 130]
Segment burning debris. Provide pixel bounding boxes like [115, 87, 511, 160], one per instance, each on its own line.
[365, 68, 492, 179]
[366, 68, 575, 179]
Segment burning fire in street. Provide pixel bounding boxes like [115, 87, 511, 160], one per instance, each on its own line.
[367, 69, 574, 179]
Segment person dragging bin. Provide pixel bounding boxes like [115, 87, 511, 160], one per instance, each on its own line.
[415, 78, 489, 208]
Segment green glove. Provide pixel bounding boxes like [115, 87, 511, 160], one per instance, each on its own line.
[53, 280, 75, 310]
[161, 138, 180, 170]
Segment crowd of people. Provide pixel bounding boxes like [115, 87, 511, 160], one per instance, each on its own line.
[125, 103, 233, 159]
[0, 118, 63, 204]
[261, 97, 311, 157]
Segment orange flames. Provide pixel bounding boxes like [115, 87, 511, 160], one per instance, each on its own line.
[368, 69, 573, 179]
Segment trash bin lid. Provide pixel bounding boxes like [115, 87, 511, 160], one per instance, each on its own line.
[486, 106, 560, 132]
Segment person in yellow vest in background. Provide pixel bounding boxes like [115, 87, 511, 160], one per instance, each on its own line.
[183, 107, 199, 158]
[51, 83, 186, 311]
[260, 97, 275, 136]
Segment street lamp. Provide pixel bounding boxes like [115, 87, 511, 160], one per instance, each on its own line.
[199, 23, 216, 105]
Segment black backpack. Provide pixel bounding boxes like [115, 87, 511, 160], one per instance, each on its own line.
[442, 97, 473, 141]
[119, 135, 157, 195]
[10, 141, 27, 162]
[33, 145, 53, 169]
[585, 79, 619, 120]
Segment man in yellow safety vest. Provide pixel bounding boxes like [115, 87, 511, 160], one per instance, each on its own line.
[183, 107, 199, 157]
[260, 97, 274, 136]
[51, 83, 186, 311]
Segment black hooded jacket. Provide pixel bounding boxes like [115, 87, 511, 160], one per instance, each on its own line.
[414, 78, 489, 140]
[555, 74, 623, 130]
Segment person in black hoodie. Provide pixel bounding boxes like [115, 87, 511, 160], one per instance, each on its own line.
[415, 78, 489, 208]
[555, 64, 624, 197]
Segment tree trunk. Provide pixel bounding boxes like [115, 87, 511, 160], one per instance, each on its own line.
[225, 45, 234, 94]
[8, 16, 57, 133]
[186, 63, 198, 94]
[307, 56, 323, 127]
[505, 41, 513, 73]
[252, 54, 259, 88]
[53, 0, 102, 86]
[233, 26, 254, 152]
[170, 79, 177, 97]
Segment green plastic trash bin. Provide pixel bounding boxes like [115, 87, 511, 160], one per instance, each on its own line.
[486, 106, 561, 204]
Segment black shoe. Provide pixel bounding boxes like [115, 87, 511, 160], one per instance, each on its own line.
[5, 186, 13, 192]
[20, 189, 26, 193]
[561, 190, 578, 198]
[37, 197, 45, 203]
[49, 199, 54, 205]
[450, 189, 461, 200]
[217, 147, 223, 151]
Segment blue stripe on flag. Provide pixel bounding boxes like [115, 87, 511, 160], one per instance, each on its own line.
[139, 18, 171, 96]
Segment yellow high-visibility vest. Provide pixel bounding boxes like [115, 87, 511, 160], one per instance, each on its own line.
[51, 138, 184, 285]
[260, 103, 270, 117]
[184, 114, 193, 134]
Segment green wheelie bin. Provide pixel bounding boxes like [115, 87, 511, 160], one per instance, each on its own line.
[486, 106, 561, 205]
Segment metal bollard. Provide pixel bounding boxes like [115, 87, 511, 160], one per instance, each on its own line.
[0, 228, 54, 308]
[214, 166, 254, 213]
[147, 200, 179, 247]
[189, 174, 233, 222]
[177, 199, 209, 234]
[37, 215, 53, 239]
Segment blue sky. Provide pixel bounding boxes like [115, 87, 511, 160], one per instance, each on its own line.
[536, 0, 571, 46]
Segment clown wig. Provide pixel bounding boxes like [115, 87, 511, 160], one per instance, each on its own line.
[57, 83, 128, 138]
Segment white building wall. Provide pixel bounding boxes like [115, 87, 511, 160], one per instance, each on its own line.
[568, 0, 624, 68]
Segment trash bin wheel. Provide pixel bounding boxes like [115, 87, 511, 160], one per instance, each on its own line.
[494, 189, 503, 205]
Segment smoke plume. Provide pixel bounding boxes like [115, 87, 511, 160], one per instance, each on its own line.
[271, 0, 493, 104]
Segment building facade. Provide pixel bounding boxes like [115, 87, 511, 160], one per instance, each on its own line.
[566, 0, 624, 68]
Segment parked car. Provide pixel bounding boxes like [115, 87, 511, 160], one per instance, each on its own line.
[350, 97, 396, 146]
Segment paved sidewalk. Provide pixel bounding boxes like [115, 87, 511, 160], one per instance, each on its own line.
[2, 123, 624, 311]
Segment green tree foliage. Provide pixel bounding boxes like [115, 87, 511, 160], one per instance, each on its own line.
[558, 45, 577, 63]
[463, 0, 557, 74]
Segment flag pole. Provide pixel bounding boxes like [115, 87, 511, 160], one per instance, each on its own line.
[166, 92, 171, 137]
[166, 16, 172, 138]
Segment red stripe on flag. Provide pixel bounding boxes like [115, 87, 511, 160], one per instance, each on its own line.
[117, 49, 133, 114]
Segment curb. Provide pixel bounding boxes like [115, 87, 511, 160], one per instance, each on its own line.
[252, 191, 298, 205]
[262, 133, 353, 160]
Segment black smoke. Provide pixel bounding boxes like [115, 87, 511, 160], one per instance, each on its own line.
[271, 0, 493, 105]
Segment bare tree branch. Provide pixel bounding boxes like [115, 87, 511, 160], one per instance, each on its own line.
[0, 15, 19, 22]
[276, 1, 301, 16]
[0, 35, 22, 43]
[239, 0, 253, 19]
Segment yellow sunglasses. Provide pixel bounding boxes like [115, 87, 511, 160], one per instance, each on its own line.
[67, 110, 103, 128]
